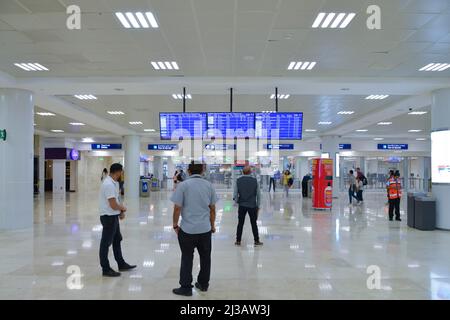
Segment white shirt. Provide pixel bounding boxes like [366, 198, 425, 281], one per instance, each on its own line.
[99, 176, 121, 216]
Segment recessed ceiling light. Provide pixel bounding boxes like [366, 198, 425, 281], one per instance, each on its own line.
[377, 122, 392, 125]
[318, 121, 332, 125]
[14, 63, 49, 71]
[115, 12, 158, 29]
[419, 63, 450, 72]
[107, 111, 125, 115]
[36, 112, 55, 116]
[356, 129, 368, 132]
[287, 61, 317, 70]
[366, 95, 389, 100]
[312, 12, 356, 29]
[408, 129, 422, 132]
[416, 138, 426, 141]
[337, 111, 355, 115]
[374, 138, 384, 141]
[144, 129, 156, 132]
[69, 122, 85, 126]
[151, 61, 179, 70]
[305, 129, 317, 132]
[74, 95, 97, 100]
[82, 137, 94, 143]
[408, 111, 428, 115]
[51, 130, 64, 133]
[172, 94, 192, 100]
[270, 94, 290, 99]
[129, 121, 143, 125]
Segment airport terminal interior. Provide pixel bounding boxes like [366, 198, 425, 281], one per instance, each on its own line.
[1, 0, 450, 300]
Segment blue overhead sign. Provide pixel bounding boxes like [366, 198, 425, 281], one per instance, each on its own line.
[148, 144, 178, 150]
[339, 144, 352, 150]
[204, 144, 236, 150]
[377, 144, 408, 150]
[265, 144, 294, 150]
[91, 144, 122, 150]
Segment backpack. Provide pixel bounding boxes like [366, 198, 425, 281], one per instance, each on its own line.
[362, 175, 368, 186]
[288, 177, 294, 187]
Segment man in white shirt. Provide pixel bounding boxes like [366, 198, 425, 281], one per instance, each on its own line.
[99, 163, 136, 277]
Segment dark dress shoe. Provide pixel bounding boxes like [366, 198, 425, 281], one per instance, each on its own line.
[119, 263, 137, 271]
[395, 218, 402, 221]
[195, 282, 208, 292]
[173, 287, 193, 296]
[254, 241, 264, 246]
[234, 241, 241, 246]
[103, 269, 121, 277]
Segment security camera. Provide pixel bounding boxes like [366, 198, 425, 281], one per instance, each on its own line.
[409, 107, 413, 111]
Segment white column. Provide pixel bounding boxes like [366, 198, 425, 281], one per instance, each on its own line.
[52, 160, 66, 193]
[124, 135, 141, 198]
[321, 136, 340, 198]
[38, 137, 45, 194]
[431, 88, 450, 229]
[0, 88, 34, 230]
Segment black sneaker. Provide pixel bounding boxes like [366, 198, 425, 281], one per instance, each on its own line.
[395, 218, 402, 221]
[389, 218, 393, 221]
[172, 287, 193, 296]
[103, 269, 121, 277]
[195, 282, 208, 292]
[118, 263, 137, 271]
[234, 241, 241, 246]
[254, 241, 264, 246]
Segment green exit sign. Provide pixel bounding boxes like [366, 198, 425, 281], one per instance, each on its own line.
[0, 129, 6, 141]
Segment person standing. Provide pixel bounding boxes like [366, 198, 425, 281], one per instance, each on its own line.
[301, 173, 311, 197]
[99, 163, 136, 277]
[282, 170, 293, 197]
[101, 168, 108, 182]
[347, 170, 358, 205]
[355, 176, 364, 205]
[386, 170, 402, 221]
[233, 166, 263, 247]
[171, 162, 217, 296]
[268, 169, 276, 192]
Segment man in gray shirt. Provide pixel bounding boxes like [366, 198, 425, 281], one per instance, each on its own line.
[233, 166, 263, 246]
[171, 162, 217, 296]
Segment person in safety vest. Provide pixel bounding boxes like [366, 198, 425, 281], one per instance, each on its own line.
[386, 170, 402, 221]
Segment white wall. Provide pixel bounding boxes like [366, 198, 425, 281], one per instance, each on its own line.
[52, 160, 66, 194]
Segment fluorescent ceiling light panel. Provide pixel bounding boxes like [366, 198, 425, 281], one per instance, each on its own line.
[14, 63, 49, 71]
[74, 95, 97, 100]
[365, 95, 389, 100]
[337, 111, 354, 115]
[115, 12, 158, 29]
[82, 137, 94, 143]
[270, 94, 290, 99]
[356, 129, 368, 132]
[51, 130, 64, 133]
[144, 129, 156, 132]
[374, 138, 384, 140]
[172, 94, 192, 100]
[129, 121, 143, 125]
[288, 61, 317, 70]
[377, 122, 392, 125]
[305, 129, 317, 132]
[416, 138, 426, 141]
[408, 129, 422, 132]
[107, 111, 125, 115]
[36, 112, 55, 116]
[318, 121, 332, 125]
[312, 12, 356, 29]
[419, 63, 450, 72]
[69, 122, 85, 126]
[151, 61, 179, 70]
[408, 111, 428, 115]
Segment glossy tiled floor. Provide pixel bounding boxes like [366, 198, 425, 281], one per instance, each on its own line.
[1, 189, 450, 300]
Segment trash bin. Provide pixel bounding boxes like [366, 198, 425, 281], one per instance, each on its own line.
[407, 192, 426, 228]
[414, 196, 436, 231]
[150, 177, 160, 191]
[140, 179, 150, 197]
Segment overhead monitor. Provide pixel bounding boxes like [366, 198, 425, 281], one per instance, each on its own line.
[255, 112, 303, 140]
[206, 112, 255, 139]
[432, 130, 450, 184]
[159, 112, 207, 140]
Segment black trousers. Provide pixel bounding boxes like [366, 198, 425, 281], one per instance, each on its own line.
[236, 206, 260, 242]
[302, 182, 308, 197]
[269, 177, 276, 192]
[357, 190, 364, 202]
[178, 229, 212, 289]
[99, 215, 126, 271]
[389, 198, 401, 219]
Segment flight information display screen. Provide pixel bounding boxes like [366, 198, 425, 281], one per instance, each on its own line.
[159, 112, 207, 140]
[255, 112, 303, 140]
[206, 112, 255, 138]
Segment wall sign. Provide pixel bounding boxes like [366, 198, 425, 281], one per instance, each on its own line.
[0, 129, 6, 141]
[377, 144, 408, 150]
[265, 144, 294, 150]
[204, 144, 236, 150]
[339, 144, 352, 150]
[91, 144, 122, 150]
[148, 144, 178, 150]
[69, 149, 80, 161]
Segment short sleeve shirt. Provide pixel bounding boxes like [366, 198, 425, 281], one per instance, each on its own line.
[170, 174, 217, 234]
[99, 176, 121, 216]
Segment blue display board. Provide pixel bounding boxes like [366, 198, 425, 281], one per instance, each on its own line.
[148, 144, 178, 150]
[204, 144, 236, 150]
[91, 144, 122, 150]
[377, 144, 408, 150]
[265, 144, 294, 150]
[255, 112, 303, 140]
[206, 112, 255, 138]
[160, 112, 207, 140]
[339, 144, 352, 150]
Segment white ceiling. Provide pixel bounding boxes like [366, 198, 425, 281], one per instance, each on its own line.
[0, 0, 448, 141]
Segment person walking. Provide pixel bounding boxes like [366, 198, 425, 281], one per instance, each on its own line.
[171, 162, 217, 296]
[268, 169, 276, 192]
[99, 163, 136, 277]
[386, 170, 402, 221]
[301, 173, 311, 197]
[282, 170, 293, 197]
[347, 170, 358, 205]
[101, 168, 108, 182]
[355, 176, 364, 205]
[233, 166, 263, 247]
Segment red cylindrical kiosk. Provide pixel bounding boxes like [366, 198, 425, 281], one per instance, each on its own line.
[312, 158, 333, 210]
